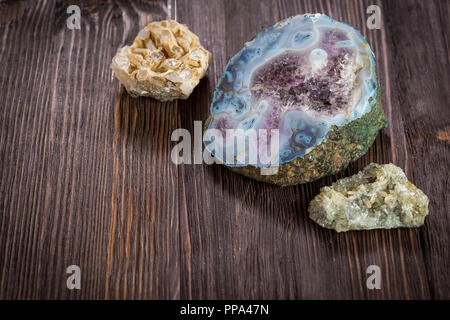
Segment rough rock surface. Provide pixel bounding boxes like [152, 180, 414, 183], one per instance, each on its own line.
[111, 20, 210, 101]
[308, 163, 429, 232]
[204, 14, 387, 185]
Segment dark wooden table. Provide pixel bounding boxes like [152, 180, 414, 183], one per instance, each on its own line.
[0, 0, 448, 300]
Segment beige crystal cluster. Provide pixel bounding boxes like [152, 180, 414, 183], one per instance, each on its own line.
[111, 20, 211, 101]
[308, 163, 429, 232]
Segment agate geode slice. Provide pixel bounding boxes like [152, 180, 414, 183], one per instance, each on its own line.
[204, 14, 387, 186]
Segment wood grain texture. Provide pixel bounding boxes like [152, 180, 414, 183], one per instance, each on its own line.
[0, 0, 448, 299]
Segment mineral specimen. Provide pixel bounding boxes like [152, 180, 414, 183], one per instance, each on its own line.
[111, 20, 210, 101]
[308, 163, 429, 232]
[204, 14, 387, 185]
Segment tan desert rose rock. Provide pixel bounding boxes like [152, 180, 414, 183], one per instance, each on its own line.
[111, 20, 210, 101]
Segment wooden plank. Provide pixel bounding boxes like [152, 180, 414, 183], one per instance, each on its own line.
[0, 0, 448, 299]
[174, 0, 449, 299]
[382, 0, 450, 299]
[0, 0, 180, 299]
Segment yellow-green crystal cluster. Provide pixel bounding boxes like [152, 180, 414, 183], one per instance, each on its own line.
[308, 163, 429, 232]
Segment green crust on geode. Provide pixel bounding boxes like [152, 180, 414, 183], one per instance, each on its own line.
[206, 87, 387, 186]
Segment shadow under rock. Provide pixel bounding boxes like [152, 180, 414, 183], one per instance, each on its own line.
[201, 130, 391, 238]
[113, 87, 179, 153]
[201, 160, 321, 233]
[178, 76, 214, 132]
